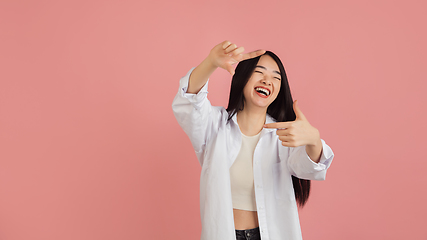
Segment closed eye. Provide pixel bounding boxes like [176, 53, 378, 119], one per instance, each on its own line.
[255, 69, 280, 80]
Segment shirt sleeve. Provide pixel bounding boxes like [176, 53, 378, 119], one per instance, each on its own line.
[285, 139, 334, 180]
[171, 67, 225, 165]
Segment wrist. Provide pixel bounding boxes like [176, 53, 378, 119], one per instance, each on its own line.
[204, 54, 219, 69]
[308, 128, 321, 147]
[195, 56, 218, 78]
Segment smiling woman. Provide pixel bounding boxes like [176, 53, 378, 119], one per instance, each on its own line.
[172, 40, 334, 240]
[242, 55, 282, 110]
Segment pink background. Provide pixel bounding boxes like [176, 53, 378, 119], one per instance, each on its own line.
[1, 0, 426, 239]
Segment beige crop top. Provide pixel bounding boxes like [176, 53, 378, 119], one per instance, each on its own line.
[229, 131, 261, 211]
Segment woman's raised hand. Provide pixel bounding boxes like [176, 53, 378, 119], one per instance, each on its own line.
[186, 40, 265, 94]
[207, 40, 266, 75]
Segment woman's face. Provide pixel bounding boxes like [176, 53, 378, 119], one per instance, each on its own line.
[243, 55, 282, 110]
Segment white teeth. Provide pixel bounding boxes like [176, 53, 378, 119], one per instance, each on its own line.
[255, 87, 270, 96]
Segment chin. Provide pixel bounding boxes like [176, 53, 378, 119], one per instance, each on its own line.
[253, 102, 271, 109]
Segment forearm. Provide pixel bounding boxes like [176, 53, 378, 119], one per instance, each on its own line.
[187, 57, 217, 94]
[305, 129, 322, 163]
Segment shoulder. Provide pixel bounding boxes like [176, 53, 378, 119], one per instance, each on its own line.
[211, 106, 231, 125]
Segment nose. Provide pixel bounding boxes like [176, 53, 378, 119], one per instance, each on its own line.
[262, 78, 272, 86]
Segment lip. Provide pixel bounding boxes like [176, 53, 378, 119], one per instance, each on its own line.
[254, 86, 271, 98]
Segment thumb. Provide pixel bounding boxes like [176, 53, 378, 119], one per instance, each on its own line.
[293, 100, 306, 120]
[226, 64, 235, 76]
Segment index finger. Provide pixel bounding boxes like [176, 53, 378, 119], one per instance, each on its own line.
[264, 122, 292, 129]
[240, 49, 266, 61]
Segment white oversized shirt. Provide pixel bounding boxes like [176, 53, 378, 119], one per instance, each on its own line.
[172, 68, 334, 240]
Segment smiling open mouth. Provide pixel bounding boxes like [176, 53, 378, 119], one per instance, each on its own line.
[255, 87, 270, 97]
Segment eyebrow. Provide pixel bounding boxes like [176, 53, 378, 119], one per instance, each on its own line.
[255, 65, 281, 76]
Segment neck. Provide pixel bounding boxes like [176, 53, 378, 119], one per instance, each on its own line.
[237, 106, 267, 136]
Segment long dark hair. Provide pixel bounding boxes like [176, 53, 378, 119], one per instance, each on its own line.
[226, 51, 311, 207]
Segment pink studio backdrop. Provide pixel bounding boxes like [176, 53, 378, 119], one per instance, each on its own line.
[1, 0, 426, 239]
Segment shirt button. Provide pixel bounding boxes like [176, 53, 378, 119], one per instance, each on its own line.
[257, 185, 261, 188]
[247, 233, 250, 237]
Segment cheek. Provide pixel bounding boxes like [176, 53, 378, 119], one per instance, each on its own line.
[242, 85, 251, 99]
[243, 79, 256, 95]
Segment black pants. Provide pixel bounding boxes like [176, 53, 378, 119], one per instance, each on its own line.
[235, 227, 261, 240]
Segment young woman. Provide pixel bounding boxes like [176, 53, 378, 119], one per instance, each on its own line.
[172, 40, 334, 240]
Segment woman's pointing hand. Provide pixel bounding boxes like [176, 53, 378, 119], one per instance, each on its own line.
[264, 100, 321, 148]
